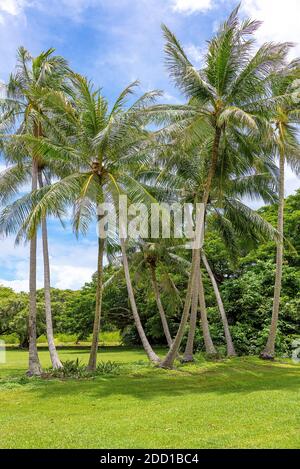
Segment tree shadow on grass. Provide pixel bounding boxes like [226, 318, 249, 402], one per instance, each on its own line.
[21, 358, 300, 402]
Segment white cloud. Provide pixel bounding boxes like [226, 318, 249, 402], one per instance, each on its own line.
[241, 0, 300, 56]
[0, 0, 99, 23]
[41, 238, 98, 290]
[0, 236, 41, 292]
[184, 43, 206, 65]
[240, 1, 300, 194]
[0, 232, 98, 291]
[51, 264, 94, 290]
[172, 0, 213, 14]
[0, 278, 37, 291]
[285, 166, 300, 197]
[0, 0, 28, 16]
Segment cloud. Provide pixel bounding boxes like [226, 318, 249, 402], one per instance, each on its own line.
[184, 43, 206, 65]
[51, 264, 95, 290]
[0, 0, 214, 20]
[0, 278, 33, 291]
[171, 0, 214, 14]
[0, 236, 42, 292]
[0, 0, 141, 22]
[0, 0, 28, 16]
[285, 166, 300, 197]
[240, 0, 300, 191]
[0, 231, 98, 291]
[241, 0, 300, 56]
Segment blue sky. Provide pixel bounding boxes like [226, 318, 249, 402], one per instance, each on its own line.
[0, 0, 299, 291]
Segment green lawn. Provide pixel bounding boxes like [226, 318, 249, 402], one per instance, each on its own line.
[0, 348, 299, 449]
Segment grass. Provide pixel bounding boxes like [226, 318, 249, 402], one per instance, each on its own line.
[1, 330, 122, 347]
[0, 347, 300, 449]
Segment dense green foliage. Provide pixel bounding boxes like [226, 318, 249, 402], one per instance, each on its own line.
[1, 191, 299, 356]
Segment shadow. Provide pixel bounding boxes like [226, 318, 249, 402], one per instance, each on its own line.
[19, 357, 300, 402]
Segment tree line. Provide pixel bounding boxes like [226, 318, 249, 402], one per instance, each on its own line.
[0, 5, 299, 375]
[0, 190, 299, 356]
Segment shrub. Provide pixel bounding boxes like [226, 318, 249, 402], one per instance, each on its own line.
[0, 333, 19, 345]
[121, 325, 141, 346]
[96, 361, 120, 375]
[37, 334, 47, 344]
[45, 359, 121, 379]
[55, 333, 78, 344]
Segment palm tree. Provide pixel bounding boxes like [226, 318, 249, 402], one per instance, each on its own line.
[125, 242, 174, 347]
[151, 117, 280, 362]
[201, 251, 236, 356]
[147, 256, 173, 348]
[153, 5, 292, 368]
[182, 261, 213, 362]
[6, 75, 163, 368]
[0, 47, 70, 374]
[127, 239, 190, 349]
[261, 64, 300, 359]
[198, 265, 217, 356]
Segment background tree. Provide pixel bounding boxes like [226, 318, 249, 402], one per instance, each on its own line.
[153, 6, 291, 368]
[8, 75, 163, 368]
[0, 47, 71, 373]
[261, 65, 300, 359]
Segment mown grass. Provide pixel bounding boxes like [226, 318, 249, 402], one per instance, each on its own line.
[1, 330, 122, 347]
[0, 348, 299, 449]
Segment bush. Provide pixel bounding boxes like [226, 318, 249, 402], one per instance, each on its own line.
[45, 359, 121, 379]
[0, 333, 19, 345]
[55, 333, 78, 344]
[48, 359, 87, 378]
[99, 330, 121, 345]
[96, 361, 120, 375]
[37, 334, 47, 344]
[121, 325, 141, 346]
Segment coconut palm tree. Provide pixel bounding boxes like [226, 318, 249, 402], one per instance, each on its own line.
[0, 47, 70, 374]
[126, 238, 190, 348]
[261, 64, 300, 359]
[201, 251, 235, 356]
[4, 74, 163, 368]
[150, 119, 280, 362]
[124, 242, 174, 348]
[152, 5, 292, 368]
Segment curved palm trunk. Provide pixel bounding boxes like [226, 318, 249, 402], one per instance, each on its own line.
[182, 262, 199, 362]
[149, 264, 173, 348]
[120, 238, 160, 364]
[38, 172, 62, 369]
[160, 248, 200, 368]
[27, 159, 42, 376]
[202, 252, 236, 356]
[87, 237, 105, 371]
[198, 265, 217, 356]
[261, 151, 285, 359]
[160, 128, 221, 368]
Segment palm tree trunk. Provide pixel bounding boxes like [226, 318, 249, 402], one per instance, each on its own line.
[160, 128, 221, 368]
[261, 150, 285, 359]
[182, 261, 199, 362]
[27, 159, 42, 376]
[198, 265, 217, 356]
[160, 248, 200, 368]
[87, 236, 105, 371]
[149, 264, 173, 348]
[202, 127, 221, 206]
[120, 238, 160, 364]
[38, 172, 62, 369]
[201, 252, 236, 356]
